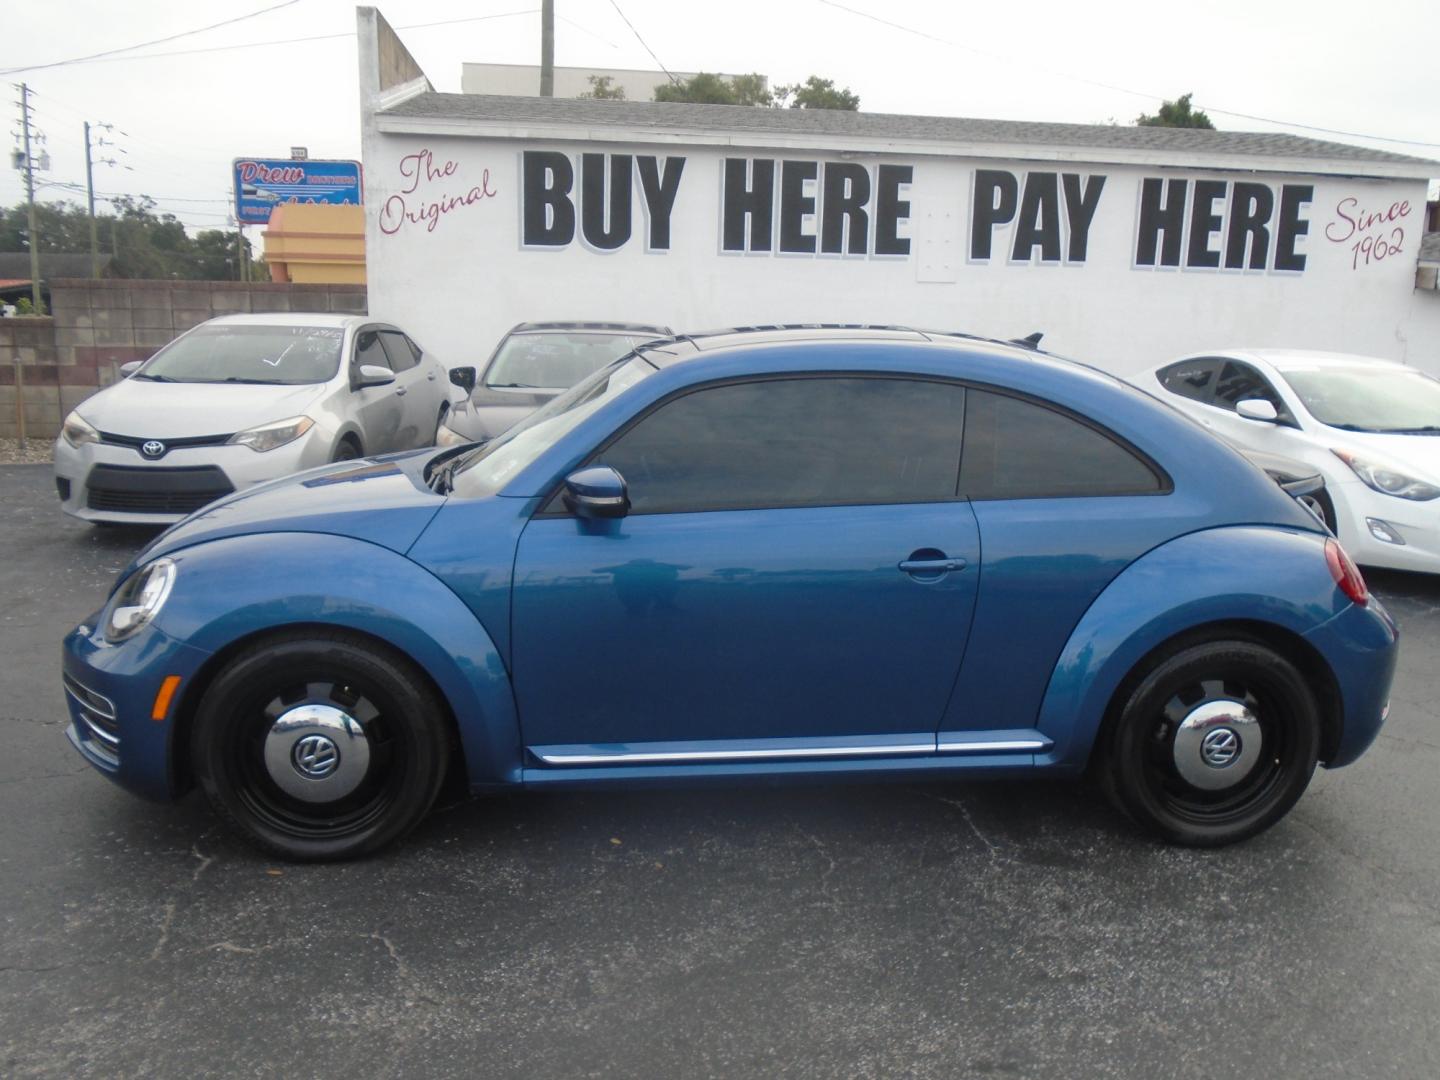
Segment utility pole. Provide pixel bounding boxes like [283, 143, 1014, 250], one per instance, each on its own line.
[14, 83, 42, 312]
[84, 121, 99, 278]
[539, 0, 554, 97]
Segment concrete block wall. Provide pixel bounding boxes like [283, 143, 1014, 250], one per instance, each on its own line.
[0, 280, 366, 439]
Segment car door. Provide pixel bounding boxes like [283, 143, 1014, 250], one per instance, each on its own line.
[379, 329, 441, 447]
[510, 375, 982, 762]
[349, 328, 404, 452]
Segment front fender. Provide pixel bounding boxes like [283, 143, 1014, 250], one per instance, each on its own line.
[154, 531, 520, 788]
[1035, 526, 1389, 769]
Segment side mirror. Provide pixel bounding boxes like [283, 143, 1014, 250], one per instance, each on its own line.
[1236, 398, 1279, 423]
[562, 466, 629, 519]
[449, 366, 477, 394]
[119, 360, 143, 378]
[355, 364, 395, 389]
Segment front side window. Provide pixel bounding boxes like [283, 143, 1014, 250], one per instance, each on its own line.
[379, 331, 419, 372]
[959, 389, 1164, 499]
[1213, 360, 1288, 418]
[353, 330, 392, 374]
[594, 377, 967, 515]
[486, 332, 657, 390]
[136, 325, 343, 385]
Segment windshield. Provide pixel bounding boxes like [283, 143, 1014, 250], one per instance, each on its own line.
[1284, 366, 1440, 432]
[485, 332, 658, 389]
[451, 356, 656, 497]
[137, 325, 344, 385]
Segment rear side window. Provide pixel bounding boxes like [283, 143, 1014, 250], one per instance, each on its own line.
[379, 331, 419, 372]
[958, 389, 1164, 499]
[595, 377, 967, 514]
[1156, 358, 1219, 403]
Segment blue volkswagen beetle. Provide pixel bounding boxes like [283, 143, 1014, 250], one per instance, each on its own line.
[61, 328, 1398, 860]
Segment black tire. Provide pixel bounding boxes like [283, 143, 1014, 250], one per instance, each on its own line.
[191, 630, 450, 861]
[1099, 640, 1320, 847]
[331, 436, 362, 463]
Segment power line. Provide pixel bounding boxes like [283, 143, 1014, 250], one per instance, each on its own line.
[816, 0, 1440, 151]
[1, 1, 303, 75]
[608, 0, 679, 86]
[4, 10, 539, 69]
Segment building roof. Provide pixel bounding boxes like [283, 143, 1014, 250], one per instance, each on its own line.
[0, 252, 114, 280]
[379, 93, 1438, 175]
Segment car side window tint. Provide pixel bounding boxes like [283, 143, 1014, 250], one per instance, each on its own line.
[959, 389, 1163, 499]
[354, 330, 392, 372]
[1213, 360, 1290, 419]
[594, 377, 967, 514]
[1156, 359, 1219, 403]
[379, 331, 419, 372]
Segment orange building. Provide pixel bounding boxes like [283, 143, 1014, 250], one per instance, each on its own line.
[261, 204, 366, 284]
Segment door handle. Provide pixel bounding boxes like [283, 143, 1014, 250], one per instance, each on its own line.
[427, 372, 437, 381]
[395, 387, 408, 396]
[898, 557, 967, 574]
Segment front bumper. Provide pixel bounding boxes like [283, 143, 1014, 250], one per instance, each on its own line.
[62, 614, 215, 800]
[1330, 481, 1440, 573]
[54, 431, 331, 525]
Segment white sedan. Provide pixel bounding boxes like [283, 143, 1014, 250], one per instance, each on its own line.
[54, 314, 451, 525]
[1132, 348, 1440, 572]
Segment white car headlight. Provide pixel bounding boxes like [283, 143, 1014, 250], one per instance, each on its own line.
[103, 558, 177, 642]
[61, 411, 99, 448]
[435, 421, 472, 449]
[228, 415, 314, 453]
[1333, 449, 1440, 501]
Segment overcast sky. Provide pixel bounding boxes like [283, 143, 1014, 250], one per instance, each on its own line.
[3, 0, 1437, 236]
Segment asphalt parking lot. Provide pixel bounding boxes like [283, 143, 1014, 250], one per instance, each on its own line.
[2, 462, 1438, 1079]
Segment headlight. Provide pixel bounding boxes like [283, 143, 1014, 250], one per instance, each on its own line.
[435, 421, 472, 449]
[103, 558, 177, 642]
[228, 415, 314, 452]
[1333, 449, 1440, 501]
[61, 411, 99, 448]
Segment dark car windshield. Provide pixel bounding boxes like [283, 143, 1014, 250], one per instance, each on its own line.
[451, 356, 656, 497]
[485, 332, 658, 389]
[136, 324, 344, 385]
[1283, 366, 1440, 432]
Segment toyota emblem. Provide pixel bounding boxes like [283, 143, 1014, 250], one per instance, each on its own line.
[141, 440, 166, 458]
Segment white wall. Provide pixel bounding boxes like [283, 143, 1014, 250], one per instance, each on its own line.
[362, 131, 1437, 377]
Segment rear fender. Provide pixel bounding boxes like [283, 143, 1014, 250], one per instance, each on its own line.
[1036, 526, 1351, 768]
[153, 532, 520, 787]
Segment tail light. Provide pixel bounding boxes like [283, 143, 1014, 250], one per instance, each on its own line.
[1325, 538, 1369, 606]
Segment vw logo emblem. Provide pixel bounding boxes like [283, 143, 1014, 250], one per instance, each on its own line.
[292, 734, 340, 779]
[1200, 727, 1241, 768]
[141, 440, 166, 459]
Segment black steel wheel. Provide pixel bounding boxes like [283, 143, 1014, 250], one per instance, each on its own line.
[1100, 640, 1320, 846]
[191, 630, 449, 861]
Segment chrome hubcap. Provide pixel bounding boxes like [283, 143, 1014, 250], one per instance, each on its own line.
[263, 704, 371, 803]
[1173, 699, 1263, 791]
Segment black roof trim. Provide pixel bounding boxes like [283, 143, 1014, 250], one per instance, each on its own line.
[511, 320, 673, 334]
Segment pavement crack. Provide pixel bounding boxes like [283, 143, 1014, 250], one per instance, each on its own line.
[190, 843, 215, 883]
[149, 900, 176, 961]
[793, 825, 837, 890]
[922, 792, 1006, 862]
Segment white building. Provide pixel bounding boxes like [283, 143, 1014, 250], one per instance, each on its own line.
[358, 9, 1440, 376]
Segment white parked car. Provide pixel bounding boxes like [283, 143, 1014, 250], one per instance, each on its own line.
[54, 314, 450, 525]
[1133, 349, 1440, 571]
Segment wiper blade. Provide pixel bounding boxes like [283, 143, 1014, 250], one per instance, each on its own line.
[1380, 426, 1440, 435]
[489, 382, 545, 389]
[221, 377, 279, 385]
[131, 372, 172, 382]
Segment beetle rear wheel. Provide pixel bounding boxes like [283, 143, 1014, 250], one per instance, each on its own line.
[192, 631, 449, 861]
[1100, 640, 1320, 846]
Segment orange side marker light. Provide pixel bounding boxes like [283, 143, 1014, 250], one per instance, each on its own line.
[152, 675, 182, 722]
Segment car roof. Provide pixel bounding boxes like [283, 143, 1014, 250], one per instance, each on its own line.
[510, 321, 673, 335]
[635, 324, 1071, 372]
[205, 313, 371, 330]
[1192, 348, 1409, 373]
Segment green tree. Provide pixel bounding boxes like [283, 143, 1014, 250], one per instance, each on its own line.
[774, 76, 860, 111]
[579, 74, 626, 100]
[653, 72, 749, 105]
[1136, 93, 1215, 129]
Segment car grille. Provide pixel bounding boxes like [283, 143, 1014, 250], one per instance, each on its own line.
[99, 431, 234, 454]
[86, 464, 235, 515]
[63, 672, 120, 765]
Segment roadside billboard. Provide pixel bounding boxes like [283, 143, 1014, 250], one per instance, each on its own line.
[232, 158, 363, 224]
